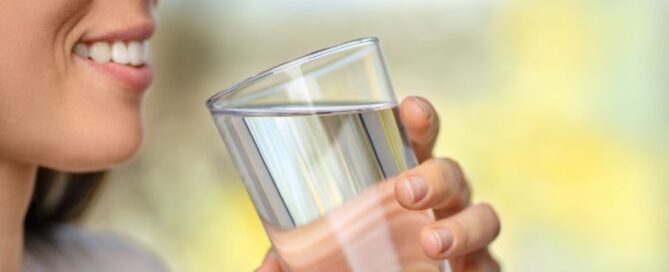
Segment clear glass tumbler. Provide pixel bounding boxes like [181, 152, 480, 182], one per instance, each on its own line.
[207, 37, 443, 272]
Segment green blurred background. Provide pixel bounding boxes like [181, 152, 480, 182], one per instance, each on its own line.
[84, 0, 669, 271]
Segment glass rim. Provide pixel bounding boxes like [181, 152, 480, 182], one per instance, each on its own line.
[206, 37, 380, 109]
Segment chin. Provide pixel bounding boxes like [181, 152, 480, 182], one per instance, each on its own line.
[44, 121, 145, 173]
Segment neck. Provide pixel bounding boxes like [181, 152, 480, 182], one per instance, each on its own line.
[0, 160, 36, 272]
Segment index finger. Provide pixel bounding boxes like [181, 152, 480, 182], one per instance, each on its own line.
[399, 96, 440, 162]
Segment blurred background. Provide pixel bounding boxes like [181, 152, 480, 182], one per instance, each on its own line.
[84, 0, 669, 271]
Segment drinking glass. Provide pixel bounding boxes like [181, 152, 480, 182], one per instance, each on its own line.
[207, 37, 444, 272]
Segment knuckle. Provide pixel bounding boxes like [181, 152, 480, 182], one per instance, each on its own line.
[431, 158, 451, 175]
[442, 157, 463, 173]
[416, 159, 442, 181]
[434, 157, 466, 186]
[424, 158, 472, 210]
[435, 157, 462, 176]
[425, 160, 450, 194]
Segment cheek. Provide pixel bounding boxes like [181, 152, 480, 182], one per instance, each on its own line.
[44, 74, 146, 171]
[0, 73, 145, 172]
[0, 0, 142, 171]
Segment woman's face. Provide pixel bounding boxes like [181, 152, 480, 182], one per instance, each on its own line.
[0, 0, 157, 171]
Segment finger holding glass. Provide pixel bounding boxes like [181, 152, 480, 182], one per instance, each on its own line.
[396, 97, 501, 271]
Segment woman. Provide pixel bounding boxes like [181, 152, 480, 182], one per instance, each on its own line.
[0, 0, 500, 271]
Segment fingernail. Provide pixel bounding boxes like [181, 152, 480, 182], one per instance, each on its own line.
[413, 97, 433, 121]
[402, 176, 428, 203]
[428, 228, 454, 254]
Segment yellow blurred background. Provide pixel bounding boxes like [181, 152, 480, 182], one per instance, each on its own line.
[84, 0, 669, 271]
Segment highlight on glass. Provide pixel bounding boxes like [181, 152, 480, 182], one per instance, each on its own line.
[207, 37, 445, 271]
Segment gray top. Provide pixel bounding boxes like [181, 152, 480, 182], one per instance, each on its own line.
[23, 225, 168, 272]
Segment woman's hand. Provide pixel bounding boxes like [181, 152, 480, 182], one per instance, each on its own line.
[257, 96, 501, 272]
[392, 96, 501, 271]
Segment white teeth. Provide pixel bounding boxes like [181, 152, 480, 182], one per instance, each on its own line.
[127, 41, 143, 66]
[74, 40, 149, 66]
[111, 41, 129, 65]
[74, 43, 89, 58]
[89, 42, 111, 63]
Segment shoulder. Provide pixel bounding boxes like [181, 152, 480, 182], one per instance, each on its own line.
[23, 225, 168, 272]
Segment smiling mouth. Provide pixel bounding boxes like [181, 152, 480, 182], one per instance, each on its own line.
[73, 40, 150, 66]
[71, 23, 156, 92]
[72, 39, 154, 92]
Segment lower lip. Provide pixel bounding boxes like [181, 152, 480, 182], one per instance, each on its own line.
[76, 57, 154, 93]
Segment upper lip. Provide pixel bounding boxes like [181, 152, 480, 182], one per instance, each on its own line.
[79, 21, 156, 43]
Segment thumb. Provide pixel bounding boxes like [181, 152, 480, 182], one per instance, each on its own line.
[399, 96, 440, 162]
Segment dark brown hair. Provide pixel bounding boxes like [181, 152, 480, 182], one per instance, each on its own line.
[24, 167, 105, 232]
